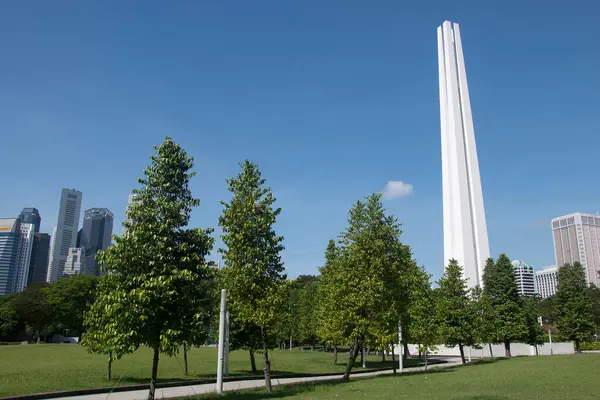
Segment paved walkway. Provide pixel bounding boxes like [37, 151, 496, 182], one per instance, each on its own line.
[52, 358, 462, 400]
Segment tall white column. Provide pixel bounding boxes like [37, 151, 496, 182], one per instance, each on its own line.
[438, 21, 490, 287]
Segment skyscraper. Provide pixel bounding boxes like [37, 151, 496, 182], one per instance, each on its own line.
[511, 260, 536, 297]
[14, 222, 35, 293]
[536, 266, 558, 299]
[46, 189, 83, 282]
[63, 247, 86, 276]
[437, 21, 490, 287]
[551, 212, 600, 286]
[27, 232, 50, 285]
[77, 208, 113, 276]
[18, 208, 41, 233]
[0, 218, 21, 295]
[123, 193, 140, 234]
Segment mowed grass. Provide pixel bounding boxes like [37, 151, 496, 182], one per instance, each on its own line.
[0, 344, 417, 397]
[193, 354, 600, 400]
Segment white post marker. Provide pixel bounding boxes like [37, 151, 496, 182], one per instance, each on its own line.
[468, 346, 472, 362]
[362, 347, 366, 368]
[216, 289, 227, 394]
[549, 327, 553, 355]
[224, 310, 230, 376]
[398, 323, 403, 373]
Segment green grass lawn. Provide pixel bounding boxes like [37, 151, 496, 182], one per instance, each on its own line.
[193, 354, 600, 400]
[0, 344, 417, 397]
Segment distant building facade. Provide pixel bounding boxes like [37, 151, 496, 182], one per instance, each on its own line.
[77, 208, 113, 276]
[0, 218, 21, 295]
[14, 222, 35, 293]
[536, 266, 558, 299]
[27, 232, 50, 285]
[18, 208, 41, 233]
[511, 260, 536, 297]
[47, 189, 83, 282]
[63, 247, 86, 276]
[123, 193, 140, 234]
[552, 213, 600, 286]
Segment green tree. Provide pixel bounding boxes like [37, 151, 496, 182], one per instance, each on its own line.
[407, 266, 438, 369]
[316, 240, 347, 365]
[482, 255, 527, 358]
[13, 283, 54, 343]
[43, 275, 98, 337]
[586, 284, 600, 335]
[85, 137, 215, 399]
[521, 296, 545, 353]
[0, 295, 20, 341]
[470, 284, 495, 358]
[81, 273, 136, 380]
[555, 262, 595, 352]
[218, 160, 287, 393]
[297, 278, 319, 349]
[436, 259, 475, 364]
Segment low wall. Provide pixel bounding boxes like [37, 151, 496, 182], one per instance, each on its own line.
[393, 342, 574, 358]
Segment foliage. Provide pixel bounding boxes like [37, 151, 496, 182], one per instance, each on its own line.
[0, 295, 20, 340]
[436, 259, 475, 364]
[83, 137, 215, 398]
[521, 296, 545, 348]
[407, 265, 438, 367]
[555, 262, 595, 352]
[580, 342, 600, 351]
[42, 275, 98, 336]
[482, 255, 526, 356]
[218, 160, 287, 392]
[12, 283, 54, 342]
[297, 277, 319, 348]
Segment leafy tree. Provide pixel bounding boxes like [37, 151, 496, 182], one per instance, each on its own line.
[13, 283, 54, 343]
[586, 284, 600, 335]
[272, 286, 300, 351]
[297, 278, 319, 349]
[218, 160, 287, 393]
[407, 266, 438, 369]
[521, 296, 545, 353]
[43, 275, 98, 337]
[470, 285, 495, 358]
[81, 273, 136, 380]
[329, 194, 408, 379]
[436, 259, 475, 364]
[482, 255, 527, 358]
[0, 295, 20, 341]
[555, 262, 595, 352]
[316, 240, 347, 365]
[85, 137, 215, 399]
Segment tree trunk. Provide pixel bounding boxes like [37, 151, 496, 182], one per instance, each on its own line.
[342, 338, 360, 380]
[289, 335, 292, 350]
[249, 349, 257, 373]
[107, 352, 112, 380]
[381, 350, 386, 363]
[360, 346, 364, 366]
[458, 344, 466, 365]
[391, 344, 397, 375]
[403, 342, 410, 360]
[535, 344, 539, 355]
[260, 326, 272, 393]
[183, 345, 188, 376]
[332, 346, 338, 365]
[488, 343, 494, 358]
[424, 347, 428, 370]
[575, 340, 581, 354]
[504, 341, 511, 358]
[148, 344, 160, 400]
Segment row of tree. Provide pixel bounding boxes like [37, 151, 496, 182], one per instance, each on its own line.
[0, 275, 98, 343]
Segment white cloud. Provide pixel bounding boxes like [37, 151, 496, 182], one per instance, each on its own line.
[382, 180, 414, 199]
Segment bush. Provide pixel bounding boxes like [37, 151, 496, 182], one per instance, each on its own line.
[580, 342, 600, 351]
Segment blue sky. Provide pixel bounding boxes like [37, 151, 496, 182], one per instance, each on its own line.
[1, 1, 599, 281]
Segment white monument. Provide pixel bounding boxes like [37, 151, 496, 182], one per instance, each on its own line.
[437, 21, 490, 287]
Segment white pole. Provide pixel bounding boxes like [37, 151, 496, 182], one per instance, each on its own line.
[216, 289, 226, 394]
[362, 347, 366, 368]
[398, 323, 403, 373]
[549, 327, 553, 355]
[224, 310, 230, 376]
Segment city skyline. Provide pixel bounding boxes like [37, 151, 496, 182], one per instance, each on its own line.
[1, 3, 599, 280]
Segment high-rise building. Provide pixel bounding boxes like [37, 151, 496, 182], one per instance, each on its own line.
[77, 208, 113, 276]
[0, 218, 21, 295]
[63, 247, 86, 276]
[511, 260, 537, 297]
[27, 232, 51, 285]
[46, 189, 83, 282]
[123, 193, 140, 234]
[552, 212, 600, 286]
[18, 208, 41, 233]
[438, 21, 490, 287]
[536, 266, 558, 299]
[13, 222, 35, 293]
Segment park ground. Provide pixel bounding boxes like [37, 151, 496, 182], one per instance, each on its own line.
[191, 354, 600, 400]
[0, 344, 417, 397]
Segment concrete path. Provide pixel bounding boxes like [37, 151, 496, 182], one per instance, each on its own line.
[52, 357, 462, 400]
